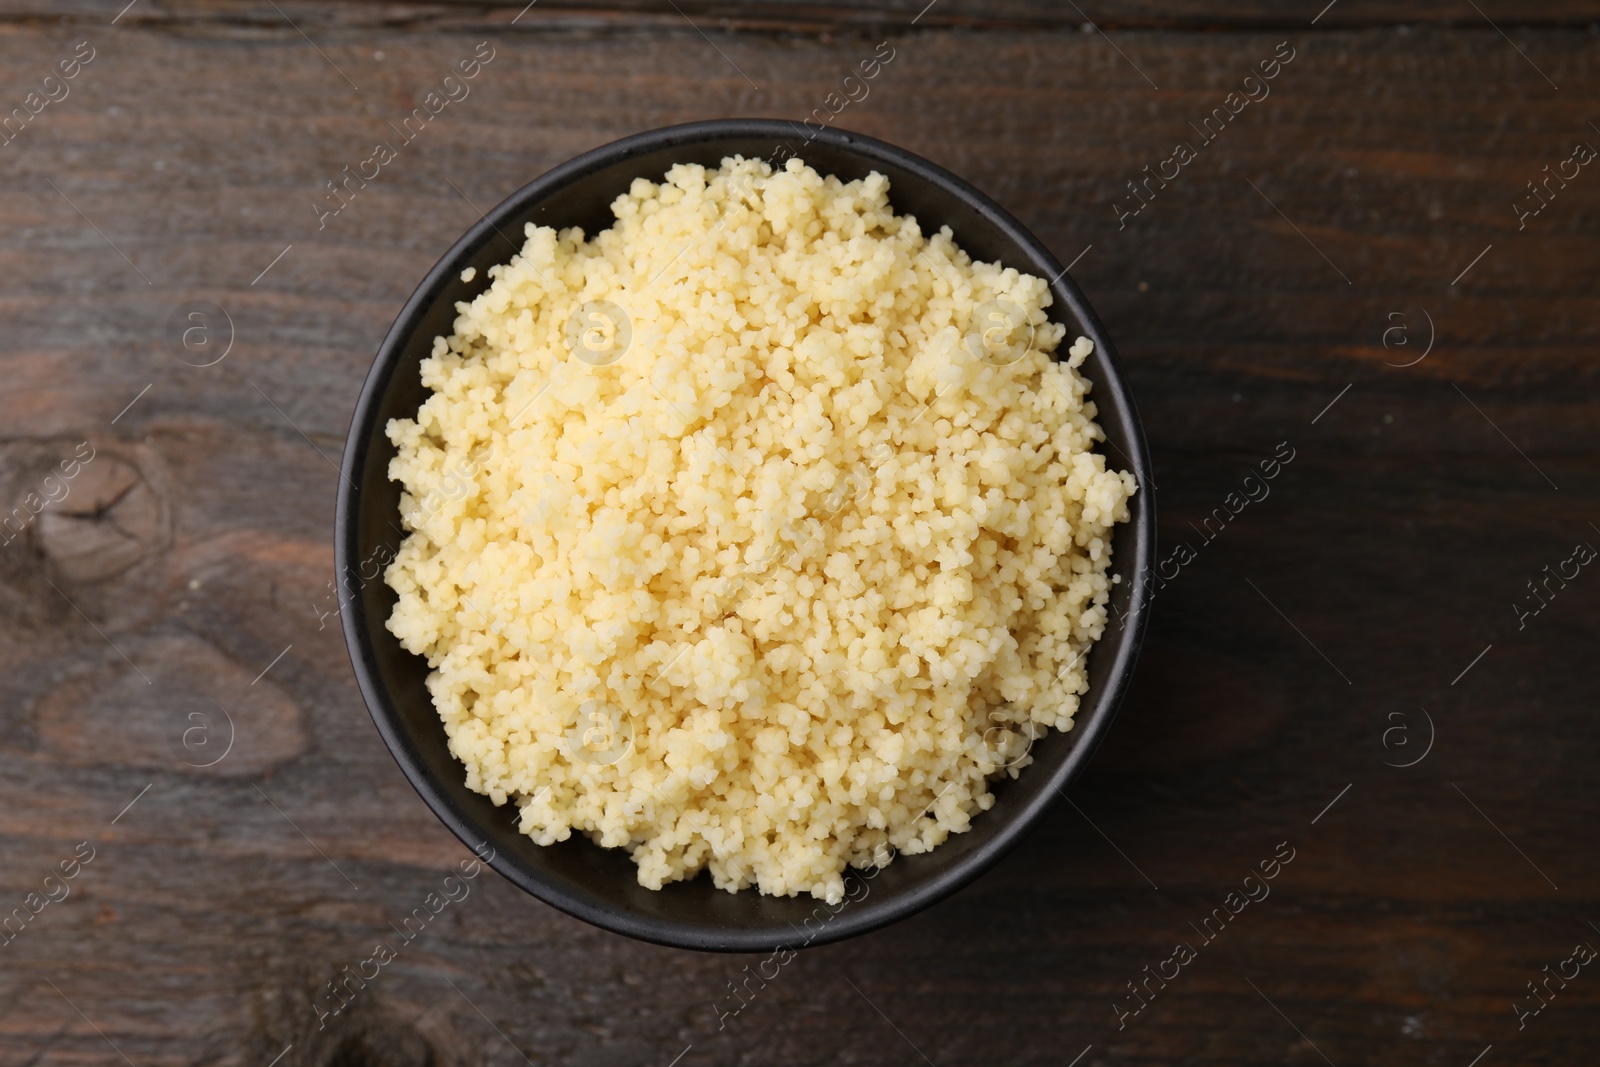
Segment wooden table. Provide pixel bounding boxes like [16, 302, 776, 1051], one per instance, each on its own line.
[2, 2, 1596, 1064]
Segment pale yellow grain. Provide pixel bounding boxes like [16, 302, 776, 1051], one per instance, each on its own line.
[385, 156, 1135, 902]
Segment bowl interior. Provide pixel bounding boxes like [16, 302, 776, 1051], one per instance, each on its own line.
[338, 120, 1152, 951]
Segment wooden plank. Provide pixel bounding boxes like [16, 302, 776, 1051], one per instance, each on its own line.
[17, 0, 1600, 32]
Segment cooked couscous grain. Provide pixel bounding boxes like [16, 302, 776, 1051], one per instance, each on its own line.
[385, 156, 1136, 902]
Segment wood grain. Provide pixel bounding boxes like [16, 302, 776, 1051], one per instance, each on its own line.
[19, 1, 1600, 32]
[0, 6, 1596, 1067]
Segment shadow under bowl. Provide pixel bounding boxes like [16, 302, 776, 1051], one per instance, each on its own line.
[336, 119, 1154, 952]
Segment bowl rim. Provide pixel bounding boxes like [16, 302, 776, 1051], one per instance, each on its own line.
[336, 117, 1155, 951]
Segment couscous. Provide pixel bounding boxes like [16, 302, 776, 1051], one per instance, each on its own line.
[384, 156, 1136, 902]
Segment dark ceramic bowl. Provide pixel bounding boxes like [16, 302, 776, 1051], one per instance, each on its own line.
[336, 119, 1153, 952]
